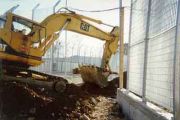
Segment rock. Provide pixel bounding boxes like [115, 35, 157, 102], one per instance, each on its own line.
[96, 97, 101, 102]
[51, 112, 55, 117]
[73, 112, 81, 118]
[110, 111, 119, 116]
[40, 88, 45, 92]
[76, 101, 80, 106]
[19, 113, 28, 117]
[66, 113, 69, 117]
[29, 108, 36, 114]
[91, 97, 97, 105]
[80, 114, 90, 120]
[27, 117, 35, 120]
[63, 107, 67, 110]
[68, 95, 74, 98]
[108, 97, 116, 103]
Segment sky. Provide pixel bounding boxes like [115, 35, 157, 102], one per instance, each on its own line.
[0, 0, 130, 57]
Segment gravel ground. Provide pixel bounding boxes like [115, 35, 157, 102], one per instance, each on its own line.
[90, 97, 124, 120]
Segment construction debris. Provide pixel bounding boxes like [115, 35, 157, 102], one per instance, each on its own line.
[0, 77, 124, 120]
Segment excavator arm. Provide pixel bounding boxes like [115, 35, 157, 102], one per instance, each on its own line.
[31, 12, 119, 70]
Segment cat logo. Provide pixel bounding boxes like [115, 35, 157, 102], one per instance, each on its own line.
[80, 22, 90, 32]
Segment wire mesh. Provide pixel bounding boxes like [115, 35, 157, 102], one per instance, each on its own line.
[129, 0, 178, 111]
[145, 0, 178, 111]
[146, 28, 175, 111]
[128, 0, 148, 96]
[174, 0, 180, 118]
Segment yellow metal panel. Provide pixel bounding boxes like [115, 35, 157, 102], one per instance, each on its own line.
[0, 52, 42, 66]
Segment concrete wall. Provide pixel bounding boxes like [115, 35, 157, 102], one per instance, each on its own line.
[117, 88, 173, 120]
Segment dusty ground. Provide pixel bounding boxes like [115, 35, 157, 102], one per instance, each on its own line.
[0, 78, 124, 120]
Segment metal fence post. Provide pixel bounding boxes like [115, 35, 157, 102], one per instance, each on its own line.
[142, 0, 152, 103]
[64, 0, 68, 75]
[173, 0, 180, 119]
[53, 0, 61, 13]
[0, 36, 2, 120]
[32, 3, 40, 20]
[0, 5, 19, 18]
[51, 1, 61, 73]
[127, 0, 133, 91]
[119, 0, 125, 89]
[51, 45, 54, 73]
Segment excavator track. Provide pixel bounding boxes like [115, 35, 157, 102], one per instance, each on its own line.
[1, 64, 68, 93]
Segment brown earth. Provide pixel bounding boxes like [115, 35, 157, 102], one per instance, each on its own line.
[0, 78, 124, 120]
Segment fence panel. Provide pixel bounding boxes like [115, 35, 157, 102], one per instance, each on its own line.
[145, 0, 177, 111]
[129, 0, 178, 112]
[128, 0, 148, 96]
[146, 28, 175, 111]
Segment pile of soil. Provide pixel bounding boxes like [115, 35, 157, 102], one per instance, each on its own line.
[0, 78, 124, 120]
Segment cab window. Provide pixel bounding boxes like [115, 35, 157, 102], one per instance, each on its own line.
[12, 21, 31, 35]
[12, 16, 33, 35]
[0, 18, 5, 28]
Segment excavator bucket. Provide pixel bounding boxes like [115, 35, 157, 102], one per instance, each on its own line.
[79, 65, 113, 88]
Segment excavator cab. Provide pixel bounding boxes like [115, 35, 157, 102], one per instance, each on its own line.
[7, 13, 46, 46]
[0, 13, 46, 67]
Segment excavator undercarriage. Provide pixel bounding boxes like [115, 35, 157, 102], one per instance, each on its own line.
[1, 61, 68, 93]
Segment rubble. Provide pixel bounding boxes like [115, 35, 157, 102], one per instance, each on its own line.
[80, 114, 90, 120]
[29, 108, 36, 114]
[0, 77, 124, 120]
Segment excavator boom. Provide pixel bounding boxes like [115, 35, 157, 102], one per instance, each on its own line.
[0, 10, 120, 88]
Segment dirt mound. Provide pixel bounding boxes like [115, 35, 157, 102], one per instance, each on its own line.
[0, 78, 122, 120]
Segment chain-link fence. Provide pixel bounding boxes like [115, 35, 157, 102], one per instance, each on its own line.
[33, 56, 103, 73]
[128, 0, 178, 113]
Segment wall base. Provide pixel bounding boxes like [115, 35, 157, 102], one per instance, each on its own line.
[117, 88, 173, 120]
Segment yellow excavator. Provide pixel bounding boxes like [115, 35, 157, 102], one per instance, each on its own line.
[0, 9, 119, 92]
